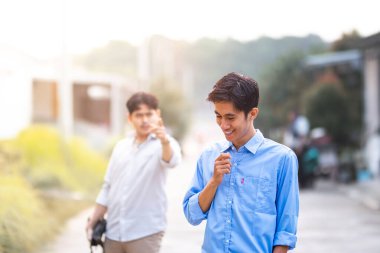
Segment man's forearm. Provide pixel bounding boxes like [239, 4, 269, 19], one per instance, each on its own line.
[198, 180, 219, 213]
[88, 204, 107, 227]
[161, 141, 173, 162]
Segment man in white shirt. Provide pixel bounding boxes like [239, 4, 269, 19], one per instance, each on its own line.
[86, 92, 182, 253]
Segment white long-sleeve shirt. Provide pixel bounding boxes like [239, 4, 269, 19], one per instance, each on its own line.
[96, 133, 181, 242]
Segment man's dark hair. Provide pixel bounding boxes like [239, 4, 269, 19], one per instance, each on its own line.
[126, 92, 159, 114]
[207, 72, 259, 116]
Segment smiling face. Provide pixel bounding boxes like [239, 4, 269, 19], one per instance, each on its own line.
[214, 101, 259, 149]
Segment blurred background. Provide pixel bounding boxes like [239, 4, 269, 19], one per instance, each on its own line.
[1, 0, 380, 252]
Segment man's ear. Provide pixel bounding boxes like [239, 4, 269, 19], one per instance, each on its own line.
[250, 107, 259, 120]
[157, 109, 161, 117]
[127, 113, 131, 123]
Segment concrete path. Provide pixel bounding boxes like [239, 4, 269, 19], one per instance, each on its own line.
[39, 157, 380, 253]
[38, 156, 205, 253]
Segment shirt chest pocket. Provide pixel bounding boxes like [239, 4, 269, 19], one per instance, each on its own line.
[237, 173, 275, 213]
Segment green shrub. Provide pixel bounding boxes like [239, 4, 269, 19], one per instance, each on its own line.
[0, 125, 107, 253]
[66, 137, 107, 193]
[0, 176, 56, 253]
[14, 125, 107, 194]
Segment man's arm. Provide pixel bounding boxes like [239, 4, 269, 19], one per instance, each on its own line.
[184, 152, 229, 225]
[85, 204, 107, 240]
[198, 153, 231, 212]
[150, 118, 174, 162]
[161, 139, 172, 162]
[273, 150, 299, 250]
[85, 142, 118, 240]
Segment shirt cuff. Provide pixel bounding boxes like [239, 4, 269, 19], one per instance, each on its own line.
[273, 231, 297, 250]
[160, 149, 181, 168]
[188, 192, 208, 222]
[96, 189, 108, 206]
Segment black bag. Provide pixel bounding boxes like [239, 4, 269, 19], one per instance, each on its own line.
[90, 218, 106, 253]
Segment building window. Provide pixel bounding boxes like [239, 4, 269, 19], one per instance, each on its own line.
[32, 79, 58, 123]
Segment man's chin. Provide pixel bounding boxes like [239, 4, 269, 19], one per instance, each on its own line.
[136, 129, 150, 136]
[224, 134, 234, 141]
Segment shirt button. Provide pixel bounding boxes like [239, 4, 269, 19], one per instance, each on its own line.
[226, 240, 229, 243]
[226, 219, 230, 223]
[228, 201, 232, 204]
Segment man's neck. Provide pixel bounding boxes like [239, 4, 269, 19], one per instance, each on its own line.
[134, 133, 149, 144]
[233, 128, 256, 150]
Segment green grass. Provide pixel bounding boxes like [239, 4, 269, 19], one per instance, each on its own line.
[0, 124, 108, 253]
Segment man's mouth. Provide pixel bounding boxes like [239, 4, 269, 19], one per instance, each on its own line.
[141, 124, 151, 130]
[224, 130, 233, 136]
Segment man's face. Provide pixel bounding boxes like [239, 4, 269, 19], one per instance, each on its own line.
[128, 104, 160, 137]
[214, 101, 257, 148]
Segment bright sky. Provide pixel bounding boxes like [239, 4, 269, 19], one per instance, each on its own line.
[0, 0, 379, 58]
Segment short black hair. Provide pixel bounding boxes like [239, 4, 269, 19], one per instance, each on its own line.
[126, 92, 159, 114]
[207, 72, 259, 116]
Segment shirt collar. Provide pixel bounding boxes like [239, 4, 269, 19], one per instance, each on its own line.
[219, 129, 265, 154]
[244, 129, 265, 154]
[131, 132, 157, 144]
[147, 133, 157, 141]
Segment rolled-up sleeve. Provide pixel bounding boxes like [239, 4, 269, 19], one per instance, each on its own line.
[95, 144, 118, 206]
[183, 157, 208, 225]
[160, 136, 182, 169]
[274, 150, 299, 250]
[96, 179, 110, 206]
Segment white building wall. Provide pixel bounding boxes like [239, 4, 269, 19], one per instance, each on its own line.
[363, 50, 380, 177]
[0, 52, 33, 139]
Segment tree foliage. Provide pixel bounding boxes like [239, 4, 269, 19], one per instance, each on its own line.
[258, 51, 311, 131]
[303, 82, 351, 145]
[77, 35, 327, 118]
[77, 40, 137, 78]
[331, 30, 361, 51]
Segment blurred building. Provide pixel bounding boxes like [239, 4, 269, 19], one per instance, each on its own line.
[358, 32, 380, 178]
[305, 31, 380, 178]
[0, 45, 135, 146]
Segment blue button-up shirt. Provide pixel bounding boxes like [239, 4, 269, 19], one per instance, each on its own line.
[183, 130, 299, 253]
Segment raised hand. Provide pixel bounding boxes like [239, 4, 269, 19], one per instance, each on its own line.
[211, 153, 231, 186]
[149, 118, 169, 145]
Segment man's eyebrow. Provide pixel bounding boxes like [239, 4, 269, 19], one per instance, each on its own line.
[214, 111, 235, 117]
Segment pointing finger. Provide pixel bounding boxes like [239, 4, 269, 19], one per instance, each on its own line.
[158, 118, 164, 127]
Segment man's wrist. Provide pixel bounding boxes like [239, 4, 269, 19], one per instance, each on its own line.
[161, 138, 170, 145]
[208, 178, 221, 188]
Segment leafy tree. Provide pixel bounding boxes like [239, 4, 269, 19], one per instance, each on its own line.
[331, 30, 361, 51]
[303, 82, 351, 146]
[76, 40, 137, 78]
[258, 51, 312, 132]
[185, 35, 326, 113]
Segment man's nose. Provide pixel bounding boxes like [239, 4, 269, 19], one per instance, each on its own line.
[220, 119, 230, 129]
[142, 115, 149, 123]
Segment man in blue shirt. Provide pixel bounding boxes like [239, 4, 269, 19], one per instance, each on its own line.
[183, 72, 299, 253]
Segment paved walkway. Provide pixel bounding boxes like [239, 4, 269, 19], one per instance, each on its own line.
[39, 153, 380, 253]
[38, 156, 205, 253]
